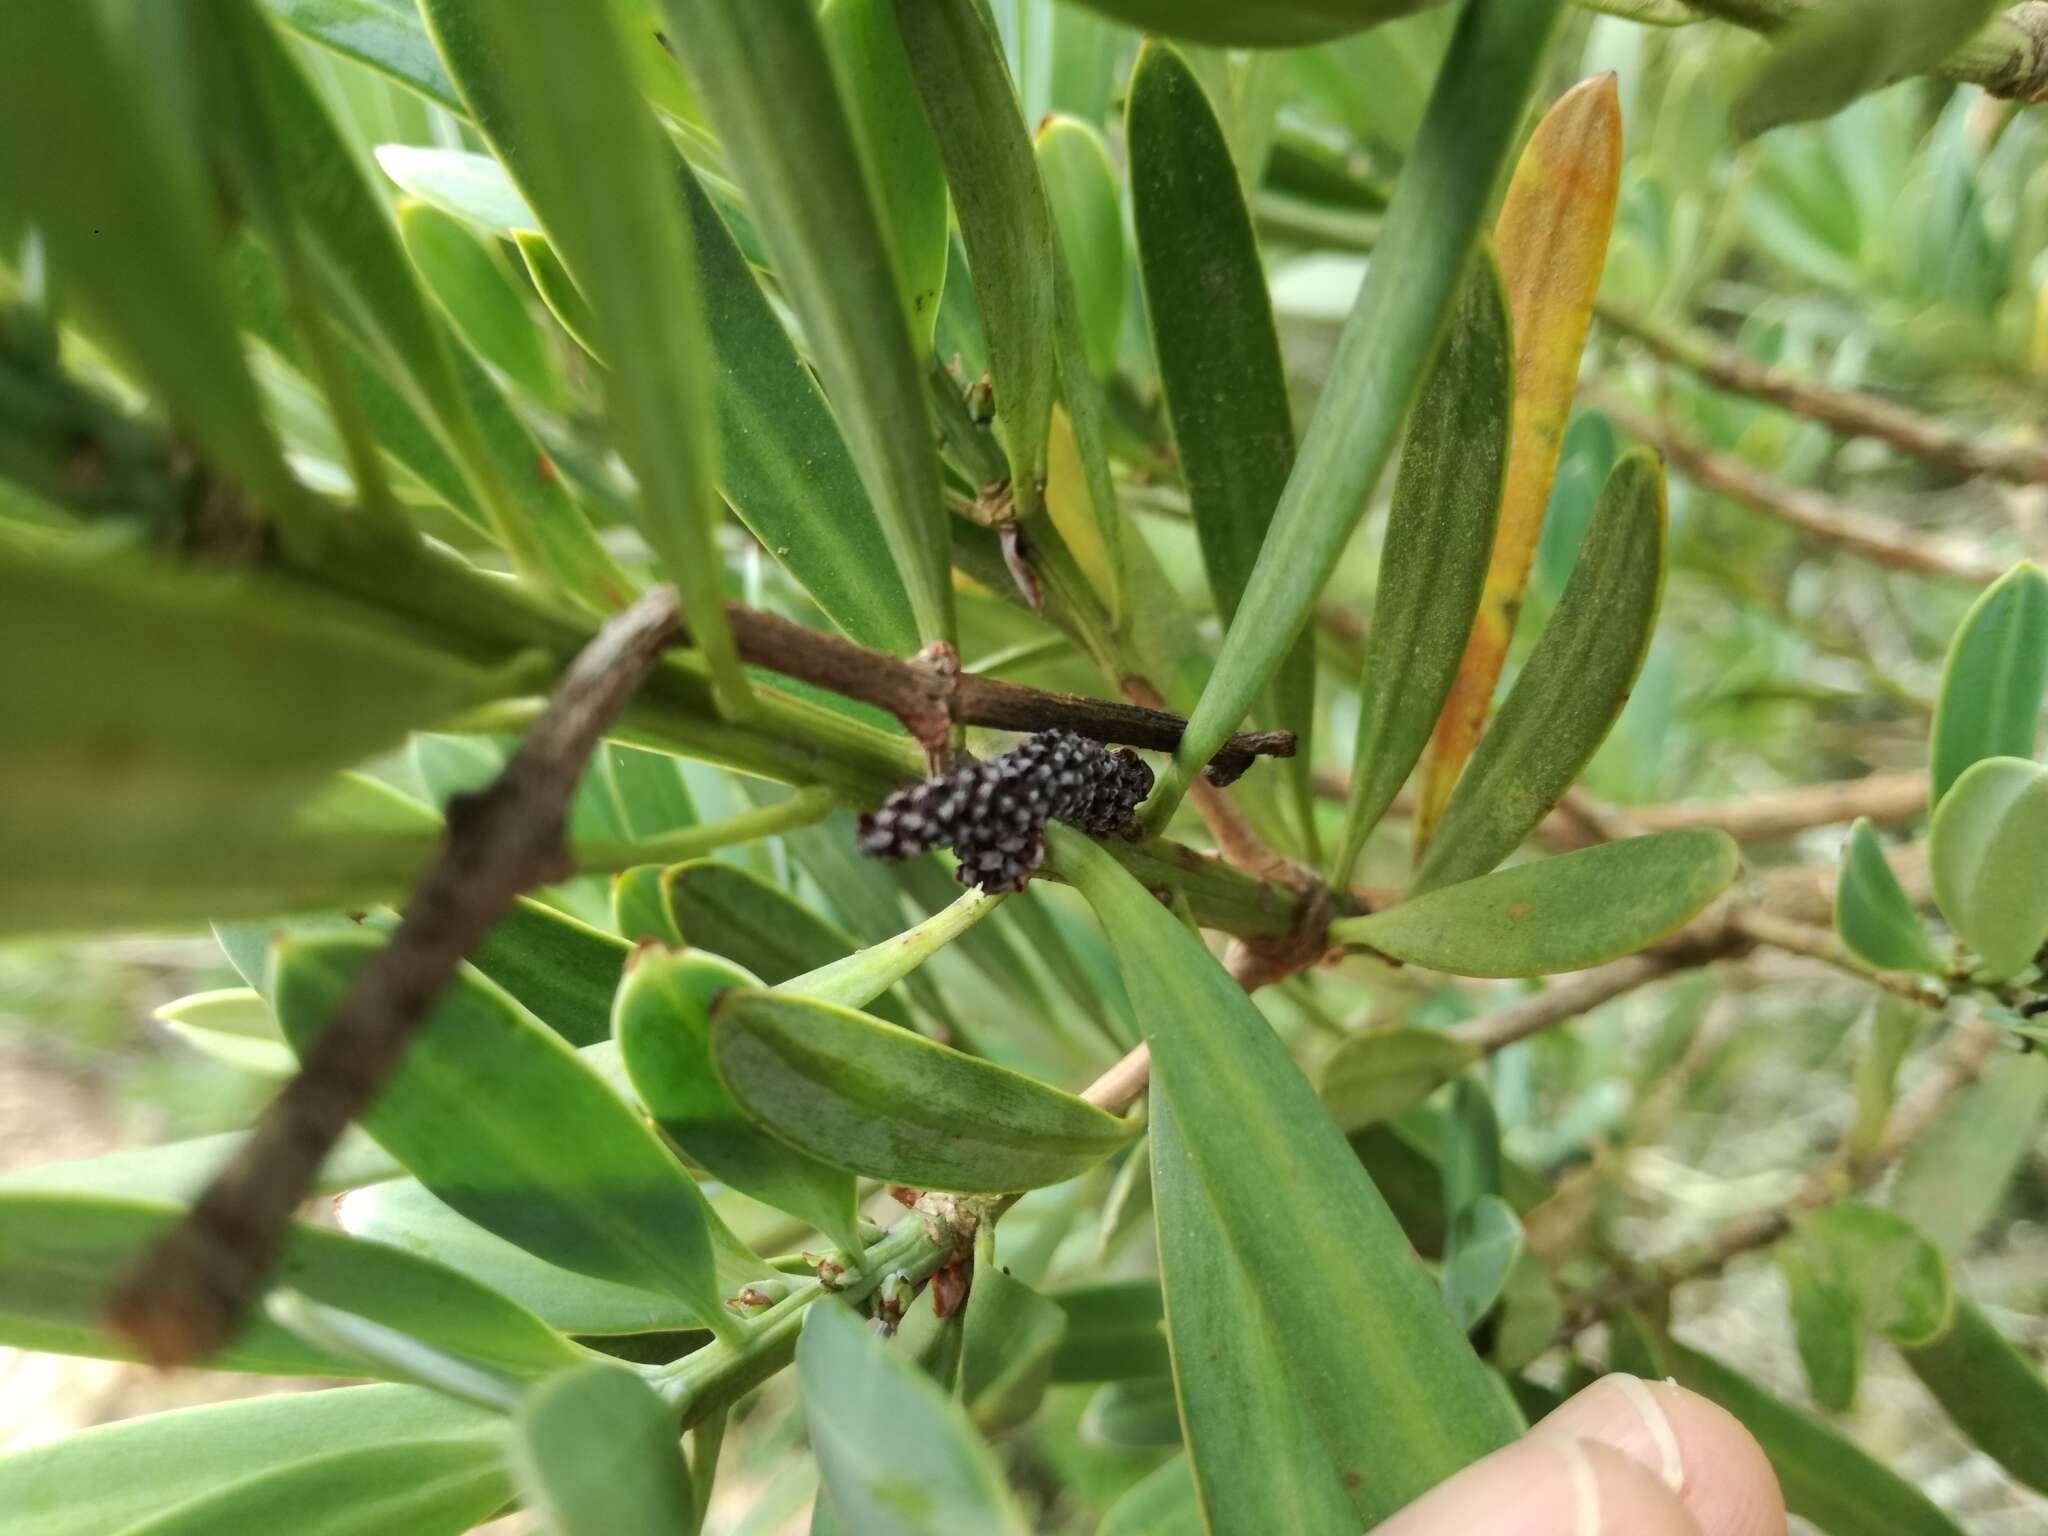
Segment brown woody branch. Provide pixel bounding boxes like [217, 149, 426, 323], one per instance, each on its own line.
[105, 587, 684, 1366]
[720, 603, 1292, 785]
[1598, 302, 2048, 486]
[1595, 394, 2007, 585]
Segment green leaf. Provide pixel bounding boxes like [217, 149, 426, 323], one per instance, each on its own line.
[340, 1178, 713, 1338]
[155, 991, 297, 1077]
[375, 145, 537, 235]
[1668, 1341, 1968, 1536]
[395, 200, 560, 405]
[273, 933, 753, 1339]
[1036, 116, 1125, 378]
[664, 860, 914, 1030]
[711, 989, 1135, 1192]
[1928, 755, 2048, 976]
[1058, 1, 1445, 47]
[0, 1191, 581, 1380]
[108, 1440, 511, 1536]
[421, 0, 747, 705]
[1901, 1294, 2048, 1495]
[1439, 1076, 1503, 1218]
[1413, 450, 1668, 892]
[1053, 824, 1522, 1528]
[820, 0, 950, 352]
[0, 5, 299, 513]
[1046, 1280, 1171, 1383]
[959, 1263, 1068, 1433]
[798, 1300, 1028, 1536]
[1441, 1194, 1522, 1330]
[0, 1124, 394, 1206]
[1835, 818, 1945, 976]
[470, 898, 630, 1049]
[659, 0, 954, 649]
[1931, 562, 2048, 806]
[1098, 1454, 1202, 1536]
[514, 1363, 695, 1536]
[1079, 1378, 1183, 1447]
[1334, 257, 1511, 881]
[1151, 0, 1565, 821]
[260, 0, 461, 109]
[1337, 829, 1738, 977]
[1780, 1242, 1863, 1412]
[1892, 1052, 2048, 1253]
[1798, 1203, 1954, 1347]
[1735, 0, 2006, 137]
[894, 0, 1058, 529]
[1126, 39, 1316, 837]
[616, 947, 862, 1255]
[0, 1383, 499, 1536]
[1319, 1027, 1480, 1131]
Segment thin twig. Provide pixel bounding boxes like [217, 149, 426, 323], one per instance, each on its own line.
[1598, 302, 2048, 486]
[1676, 0, 2048, 101]
[1081, 1043, 1153, 1115]
[719, 603, 1291, 783]
[1558, 1012, 2002, 1337]
[1595, 394, 2007, 585]
[105, 587, 685, 1366]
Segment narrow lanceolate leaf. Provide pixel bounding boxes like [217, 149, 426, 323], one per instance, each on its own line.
[1054, 825, 1522, 1529]
[659, 0, 953, 649]
[99, 1441, 511, 1536]
[1901, 1295, 2048, 1495]
[616, 948, 862, 1256]
[0, 1383, 500, 1536]
[895, 0, 1057, 522]
[1835, 818, 1945, 976]
[1036, 117, 1125, 378]
[1055, 0, 1442, 47]
[1153, 0, 1566, 825]
[514, 1364, 695, 1536]
[1415, 74, 1622, 850]
[1413, 450, 1668, 893]
[1928, 756, 2048, 976]
[395, 200, 560, 405]
[1669, 1342, 1969, 1536]
[0, 1192, 581, 1380]
[1099, 1455, 1202, 1536]
[0, 6, 299, 512]
[1893, 1054, 2048, 1254]
[799, 1301, 1028, 1536]
[469, 898, 630, 1049]
[1735, 0, 2005, 137]
[710, 990, 1135, 1192]
[959, 1264, 1068, 1433]
[1332, 254, 1512, 884]
[273, 934, 757, 1339]
[1319, 1028, 1480, 1132]
[1342, 830, 1736, 977]
[421, 0, 747, 706]
[820, 0, 949, 351]
[259, 0, 461, 108]
[1930, 562, 2048, 806]
[1127, 39, 1317, 841]
[782, 886, 1004, 1011]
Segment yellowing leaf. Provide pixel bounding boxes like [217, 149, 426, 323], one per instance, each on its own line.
[1415, 74, 1622, 851]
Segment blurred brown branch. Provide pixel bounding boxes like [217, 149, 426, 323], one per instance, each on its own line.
[1595, 394, 2008, 585]
[1680, 0, 2048, 101]
[1598, 301, 2048, 486]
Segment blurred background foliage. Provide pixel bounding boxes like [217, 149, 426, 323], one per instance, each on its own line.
[2, 2, 2046, 1532]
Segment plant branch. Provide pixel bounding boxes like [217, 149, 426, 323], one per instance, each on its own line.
[1594, 393, 2007, 585]
[1558, 1011, 2002, 1337]
[717, 602, 1291, 782]
[1673, 0, 2048, 100]
[104, 587, 684, 1366]
[1598, 301, 2048, 485]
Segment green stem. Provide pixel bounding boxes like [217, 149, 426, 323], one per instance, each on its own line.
[686, 1406, 727, 1536]
[572, 786, 838, 873]
[657, 1212, 953, 1427]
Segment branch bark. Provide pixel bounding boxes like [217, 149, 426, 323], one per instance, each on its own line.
[1598, 301, 2048, 486]
[105, 587, 684, 1366]
[1595, 394, 2007, 585]
[1675, 0, 2048, 101]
